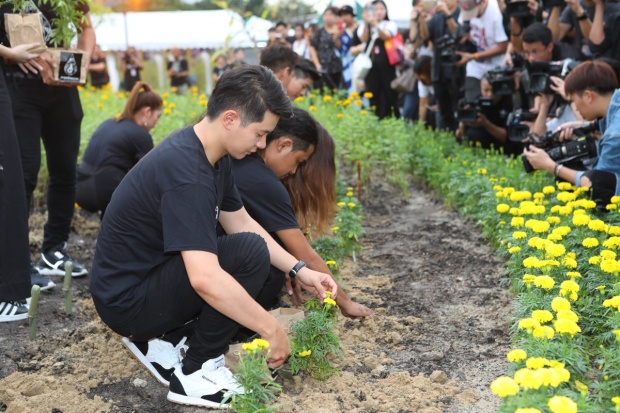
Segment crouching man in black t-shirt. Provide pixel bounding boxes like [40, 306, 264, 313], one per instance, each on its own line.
[90, 65, 338, 409]
[230, 107, 373, 319]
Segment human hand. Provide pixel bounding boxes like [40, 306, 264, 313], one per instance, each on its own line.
[471, 113, 488, 127]
[295, 267, 338, 302]
[339, 300, 373, 319]
[549, 76, 567, 100]
[411, 7, 420, 21]
[8, 42, 44, 63]
[539, 93, 555, 107]
[437, 0, 451, 16]
[284, 274, 303, 306]
[261, 322, 290, 368]
[455, 51, 473, 67]
[502, 52, 514, 67]
[527, 0, 539, 16]
[555, 120, 584, 141]
[565, 0, 584, 13]
[523, 144, 555, 172]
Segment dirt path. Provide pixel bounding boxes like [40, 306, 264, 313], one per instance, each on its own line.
[0, 180, 512, 413]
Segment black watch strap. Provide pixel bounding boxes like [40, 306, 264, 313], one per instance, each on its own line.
[577, 12, 588, 20]
[289, 261, 306, 279]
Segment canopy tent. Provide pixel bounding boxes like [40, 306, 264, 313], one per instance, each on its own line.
[92, 10, 267, 51]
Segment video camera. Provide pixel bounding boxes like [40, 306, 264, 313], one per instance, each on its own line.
[434, 22, 475, 64]
[505, 0, 530, 17]
[486, 67, 518, 96]
[528, 59, 579, 95]
[506, 109, 538, 142]
[457, 97, 494, 123]
[520, 121, 599, 173]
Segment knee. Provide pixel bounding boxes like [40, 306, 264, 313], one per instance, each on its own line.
[232, 232, 270, 275]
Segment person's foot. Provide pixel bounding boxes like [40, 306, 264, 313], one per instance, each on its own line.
[122, 337, 188, 386]
[167, 355, 243, 408]
[37, 242, 88, 277]
[31, 265, 56, 291]
[0, 300, 28, 323]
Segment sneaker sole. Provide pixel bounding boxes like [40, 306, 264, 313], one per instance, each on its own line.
[38, 280, 56, 291]
[37, 267, 88, 278]
[166, 391, 230, 409]
[0, 313, 28, 323]
[121, 337, 170, 387]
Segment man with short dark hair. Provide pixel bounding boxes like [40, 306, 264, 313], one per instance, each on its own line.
[259, 43, 299, 88]
[286, 58, 321, 99]
[91, 66, 338, 408]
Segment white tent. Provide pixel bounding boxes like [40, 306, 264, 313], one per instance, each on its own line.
[92, 10, 261, 51]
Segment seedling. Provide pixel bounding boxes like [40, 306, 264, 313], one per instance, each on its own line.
[28, 285, 41, 341]
[63, 261, 72, 315]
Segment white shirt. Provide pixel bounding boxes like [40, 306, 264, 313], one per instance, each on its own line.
[418, 81, 434, 98]
[459, 0, 508, 79]
[292, 39, 310, 59]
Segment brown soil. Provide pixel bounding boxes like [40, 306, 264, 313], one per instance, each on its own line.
[0, 180, 513, 413]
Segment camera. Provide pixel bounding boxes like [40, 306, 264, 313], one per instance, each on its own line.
[541, 0, 565, 8]
[506, 109, 538, 142]
[434, 23, 475, 64]
[528, 59, 579, 95]
[457, 97, 494, 123]
[505, 0, 530, 17]
[521, 121, 600, 173]
[486, 67, 518, 96]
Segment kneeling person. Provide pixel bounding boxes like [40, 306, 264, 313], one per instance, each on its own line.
[90, 66, 337, 408]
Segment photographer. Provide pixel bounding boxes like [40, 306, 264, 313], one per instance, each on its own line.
[524, 60, 620, 206]
[413, 55, 438, 126]
[418, 0, 460, 131]
[546, 0, 592, 48]
[457, 73, 521, 155]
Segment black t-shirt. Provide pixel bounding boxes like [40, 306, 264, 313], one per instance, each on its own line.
[89, 56, 109, 87]
[427, 9, 461, 83]
[91, 126, 243, 324]
[230, 153, 300, 246]
[79, 118, 153, 173]
[464, 95, 520, 155]
[588, 3, 620, 59]
[167, 58, 189, 87]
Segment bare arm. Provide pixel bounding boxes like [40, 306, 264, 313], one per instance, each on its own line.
[77, 12, 96, 60]
[547, 6, 562, 41]
[419, 95, 429, 123]
[589, 0, 605, 45]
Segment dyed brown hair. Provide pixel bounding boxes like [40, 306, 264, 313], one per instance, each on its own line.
[282, 123, 337, 237]
[115, 81, 163, 122]
[564, 61, 619, 97]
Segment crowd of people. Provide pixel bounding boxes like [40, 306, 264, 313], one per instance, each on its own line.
[2, 0, 620, 409]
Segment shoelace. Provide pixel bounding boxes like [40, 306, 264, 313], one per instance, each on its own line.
[172, 337, 189, 363]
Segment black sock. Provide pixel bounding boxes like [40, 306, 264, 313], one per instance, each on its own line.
[182, 358, 201, 375]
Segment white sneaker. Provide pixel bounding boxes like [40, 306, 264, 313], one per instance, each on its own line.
[167, 355, 244, 408]
[122, 336, 188, 386]
[0, 301, 28, 322]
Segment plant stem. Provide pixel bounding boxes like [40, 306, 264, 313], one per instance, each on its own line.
[63, 261, 73, 315]
[28, 285, 41, 341]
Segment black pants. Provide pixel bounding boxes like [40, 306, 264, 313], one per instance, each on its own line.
[105, 232, 271, 367]
[0, 67, 31, 302]
[76, 164, 126, 219]
[583, 170, 617, 207]
[433, 80, 458, 132]
[6, 75, 83, 253]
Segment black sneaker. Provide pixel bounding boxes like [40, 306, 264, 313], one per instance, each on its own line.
[31, 265, 56, 291]
[0, 301, 28, 323]
[167, 355, 243, 408]
[37, 242, 88, 278]
[122, 337, 189, 387]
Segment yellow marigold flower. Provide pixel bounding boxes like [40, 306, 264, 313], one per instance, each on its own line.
[294, 96, 304, 102]
[558, 205, 572, 215]
[497, 203, 510, 213]
[324, 96, 333, 102]
[609, 226, 620, 235]
[363, 92, 373, 99]
[596, 285, 606, 294]
[546, 216, 561, 224]
[603, 296, 620, 310]
[565, 271, 581, 278]
[572, 214, 590, 226]
[477, 168, 487, 175]
[557, 182, 572, 190]
[347, 202, 356, 208]
[561, 257, 577, 269]
[554, 319, 581, 337]
[613, 330, 620, 340]
[331, 226, 339, 233]
[532, 310, 553, 323]
[552, 226, 571, 236]
[523, 257, 541, 268]
[514, 368, 543, 390]
[164, 108, 172, 115]
[518, 318, 541, 330]
[533, 275, 555, 289]
[548, 395, 578, 413]
[526, 357, 550, 370]
[547, 233, 563, 242]
[509, 246, 521, 254]
[507, 349, 527, 363]
[601, 250, 617, 260]
[490, 376, 520, 398]
[589, 219, 607, 232]
[168, 102, 176, 109]
[556, 309, 579, 323]
[612, 396, 620, 405]
[532, 325, 555, 339]
[611, 195, 620, 204]
[560, 280, 580, 293]
[337, 201, 345, 207]
[531, 221, 551, 233]
[511, 217, 524, 227]
[493, 185, 503, 191]
[542, 259, 560, 268]
[326, 290, 332, 297]
[557, 191, 577, 203]
[545, 243, 565, 258]
[298, 350, 312, 357]
[551, 296, 571, 312]
[546, 367, 571, 387]
[534, 192, 544, 199]
[603, 237, 620, 249]
[242, 341, 258, 351]
[360, 109, 368, 115]
[253, 338, 269, 348]
[582, 237, 599, 248]
[97, 103, 103, 109]
[324, 297, 337, 307]
[310, 93, 316, 98]
[543, 186, 556, 194]
[337, 113, 344, 119]
[513, 231, 527, 240]
[199, 99, 207, 106]
[515, 409, 542, 413]
[101, 94, 109, 100]
[523, 274, 537, 284]
[309, 105, 317, 111]
[589, 256, 601, 265]
[326, 260, 336, 266]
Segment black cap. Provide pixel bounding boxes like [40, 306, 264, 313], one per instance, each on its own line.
[339, 5, 356, 16]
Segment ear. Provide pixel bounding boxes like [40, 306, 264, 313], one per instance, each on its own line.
[547, 42, 554, 54]
[277, 137, 294, 151]
[221, 110, 239, 128]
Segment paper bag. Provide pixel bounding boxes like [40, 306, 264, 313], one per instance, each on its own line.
[4, 13, 47, 53]
[49, 48, 89, 84]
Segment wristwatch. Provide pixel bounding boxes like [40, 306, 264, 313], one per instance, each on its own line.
[289, 261, 306, 279]
[577, 11, 588, 20]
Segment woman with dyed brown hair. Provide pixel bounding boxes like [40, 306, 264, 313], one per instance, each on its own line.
[76, 81, 163, 218]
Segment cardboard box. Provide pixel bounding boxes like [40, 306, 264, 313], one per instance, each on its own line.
[269, 307, 305, 334]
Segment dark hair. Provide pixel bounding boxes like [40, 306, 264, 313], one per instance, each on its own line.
[266, 107, 318, 151]
[372, 0, 390, 20]
[564, 60, 619, 96]
[294, 58, 321, 82]
[206, 65, 293, 126]
[293, 22, 304, 30]
[413, 55, 432, 76]
[522, 23, 552, 47]
[282, 122, 336, 236]
[324, 6, 340, 16]
[275, 21, 287, 28]
[115, 81, 162, 122]
[268, 27, 276, 33]
[259, 43, 299, 75]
